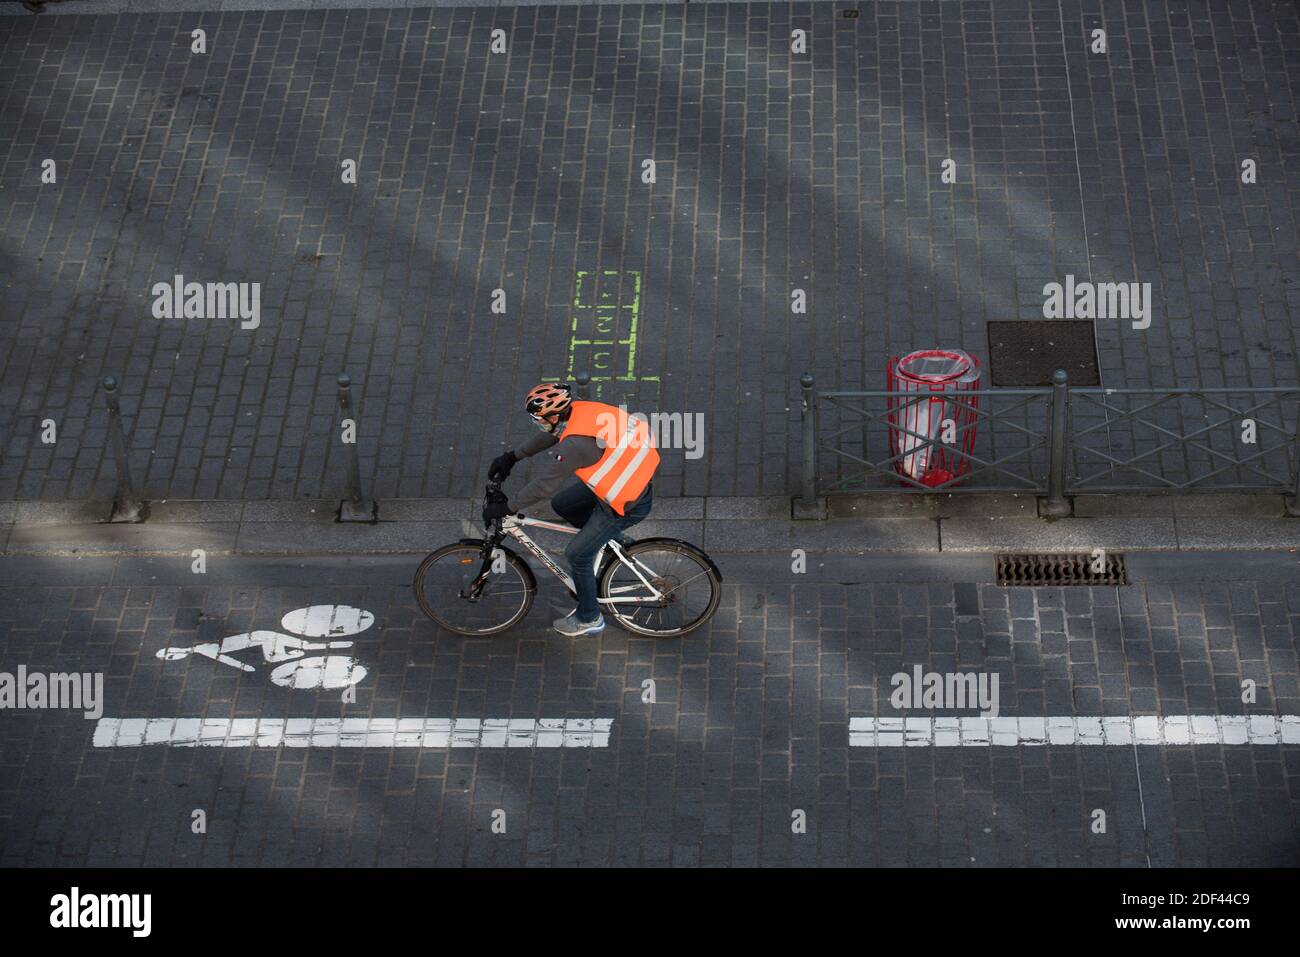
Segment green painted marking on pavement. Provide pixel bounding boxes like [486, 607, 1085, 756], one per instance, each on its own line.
[548, 270, 659, 400]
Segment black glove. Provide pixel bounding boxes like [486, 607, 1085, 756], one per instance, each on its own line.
[488, 450, 517, 483]
[482, 490, 512, 525]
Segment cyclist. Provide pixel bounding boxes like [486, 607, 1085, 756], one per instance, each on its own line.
[484, 382, 659, 637]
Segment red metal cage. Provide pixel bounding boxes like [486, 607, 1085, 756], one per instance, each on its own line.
[886, 350, 981, 488]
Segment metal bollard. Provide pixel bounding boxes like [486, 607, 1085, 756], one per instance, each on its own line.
[1041, 368, 1072, 519]
[793, 372, 826, 520]
[574, 371, 591, 400]
[336, 374, 377, 522]
[103, 376, 147, 522]
[1288, 420, 1300, 517]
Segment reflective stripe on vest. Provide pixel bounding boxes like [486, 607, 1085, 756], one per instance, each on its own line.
[563, 401, 660, 515]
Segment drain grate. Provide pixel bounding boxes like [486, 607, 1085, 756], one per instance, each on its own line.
[996, 552, 1128, 587]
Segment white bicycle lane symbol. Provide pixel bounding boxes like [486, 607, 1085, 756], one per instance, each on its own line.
[156, 604, 373, 690]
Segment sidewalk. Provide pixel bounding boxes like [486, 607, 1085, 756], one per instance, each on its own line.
[4, 492, 1299, 556]
[2, 1, 1297, 502]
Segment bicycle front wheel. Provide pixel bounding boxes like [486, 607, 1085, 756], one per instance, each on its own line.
[598, 539, 721, 637]
[413, 541, 535, 636]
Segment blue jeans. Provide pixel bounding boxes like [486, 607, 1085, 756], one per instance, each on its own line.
[551, 479, 652, 621]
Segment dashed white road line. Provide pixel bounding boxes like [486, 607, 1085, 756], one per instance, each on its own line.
[849, 715, 1300, 747]
[93, 717, 613, 748]
[93, 715, 1300, 749]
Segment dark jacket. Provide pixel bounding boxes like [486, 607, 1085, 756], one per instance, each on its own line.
[509, 429, 602, 514]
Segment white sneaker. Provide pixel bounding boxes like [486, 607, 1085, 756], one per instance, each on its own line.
[552, 611, 606, 637]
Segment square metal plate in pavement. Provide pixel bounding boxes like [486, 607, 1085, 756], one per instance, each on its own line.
[986, 320, 1101, 387]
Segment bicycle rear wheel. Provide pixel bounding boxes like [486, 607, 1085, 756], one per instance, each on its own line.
[414, 541, 535, 636]
[598, 539, 721, 637]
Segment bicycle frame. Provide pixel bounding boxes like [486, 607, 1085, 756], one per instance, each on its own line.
[496, 515, 668, 605]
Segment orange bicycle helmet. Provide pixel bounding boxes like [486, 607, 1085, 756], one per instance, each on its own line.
[524, 382, 573, 421]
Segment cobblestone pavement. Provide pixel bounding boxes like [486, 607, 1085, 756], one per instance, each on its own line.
[0, 551, 1296, 867]
[1, 2, 1298, 501]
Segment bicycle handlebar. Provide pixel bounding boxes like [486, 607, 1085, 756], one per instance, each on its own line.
[482, 481, 524, 533]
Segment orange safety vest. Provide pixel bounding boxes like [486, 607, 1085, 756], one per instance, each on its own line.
[563, 401, 660, 515]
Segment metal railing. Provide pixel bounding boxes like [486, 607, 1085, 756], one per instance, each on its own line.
[92, 370, 602, 524]
[798, 370, 1300, 516]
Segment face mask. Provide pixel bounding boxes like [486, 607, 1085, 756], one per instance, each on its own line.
[532, 415, 555, 433]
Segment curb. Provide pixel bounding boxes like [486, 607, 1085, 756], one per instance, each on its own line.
[2, 0, 785, 16]
[1, 494, 1297, 556]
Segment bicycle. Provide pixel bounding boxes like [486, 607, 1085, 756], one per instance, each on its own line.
[414, 482, 722, 637]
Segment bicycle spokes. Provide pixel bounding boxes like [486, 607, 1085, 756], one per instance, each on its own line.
[601, 545, 720, 635]
[415, 542, 534, 636]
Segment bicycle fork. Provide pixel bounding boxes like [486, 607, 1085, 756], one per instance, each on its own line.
[460, 533, 504, 602]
